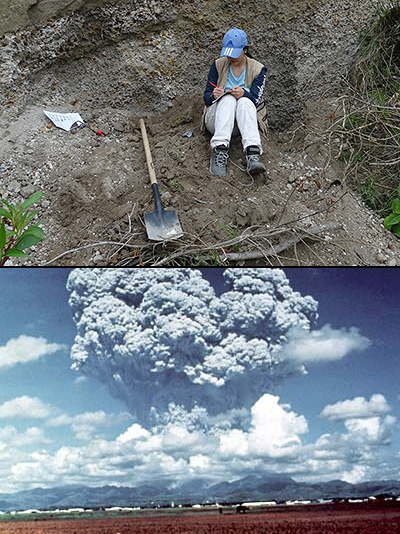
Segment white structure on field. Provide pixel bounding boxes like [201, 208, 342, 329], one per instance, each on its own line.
[242, 501, 277, 507]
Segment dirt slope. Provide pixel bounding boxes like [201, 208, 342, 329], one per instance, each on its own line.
[1, 88, 399, 266]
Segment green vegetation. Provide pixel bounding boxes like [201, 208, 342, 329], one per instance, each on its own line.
[337, 1, 400, 228]
[384, 183, 400, 235]
[0, 192, 45, 266]
[171, 111, 194, 128]
[169, 179, 183, 193]
[353, 1, 400, 95]
[217, 221, 240, 252]
[357, 177, 397, 216]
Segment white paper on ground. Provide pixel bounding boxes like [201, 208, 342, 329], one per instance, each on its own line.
[43, 110, 86, 131]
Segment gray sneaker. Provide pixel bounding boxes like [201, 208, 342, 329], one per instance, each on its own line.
[210, 145, 229, 177]
[245, 145, 266, 175]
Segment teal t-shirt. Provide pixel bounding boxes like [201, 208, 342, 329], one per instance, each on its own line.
[225, 66, 246, 91]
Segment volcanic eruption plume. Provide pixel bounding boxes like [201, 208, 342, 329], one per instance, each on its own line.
[66, 268, 318, 426]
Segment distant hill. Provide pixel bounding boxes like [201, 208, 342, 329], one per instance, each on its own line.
[0, 475, 400, 511]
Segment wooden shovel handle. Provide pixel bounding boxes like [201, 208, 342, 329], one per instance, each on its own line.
[139, 118, 158, 186]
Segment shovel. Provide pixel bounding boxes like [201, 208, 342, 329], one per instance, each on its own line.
[139, 118, 183, 241]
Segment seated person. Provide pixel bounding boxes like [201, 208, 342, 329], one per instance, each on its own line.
[202, 27, 267, 177]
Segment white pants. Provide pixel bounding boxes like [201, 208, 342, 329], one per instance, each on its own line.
[205, 94, 263, 154]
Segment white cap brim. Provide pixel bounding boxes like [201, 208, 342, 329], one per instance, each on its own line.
[220, 46, 243, 58]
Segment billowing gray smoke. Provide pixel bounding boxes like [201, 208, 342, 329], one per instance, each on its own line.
[66, 268, 318, 426]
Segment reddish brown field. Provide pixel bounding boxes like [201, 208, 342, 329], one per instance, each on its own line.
[1, 503, 400, 534]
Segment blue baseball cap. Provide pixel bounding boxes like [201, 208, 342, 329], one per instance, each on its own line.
[220, 27, 248, 59]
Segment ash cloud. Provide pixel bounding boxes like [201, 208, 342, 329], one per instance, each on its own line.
[66, 268, 318, 426]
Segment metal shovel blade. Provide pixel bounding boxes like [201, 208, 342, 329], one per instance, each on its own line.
[144, 183, 183, 241]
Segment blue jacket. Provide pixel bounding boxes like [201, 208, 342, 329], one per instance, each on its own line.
[204, 58, 267, 107]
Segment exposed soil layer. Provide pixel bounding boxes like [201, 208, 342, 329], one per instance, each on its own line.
[2, 0, 398, 266]
[1, 88, 400, 266]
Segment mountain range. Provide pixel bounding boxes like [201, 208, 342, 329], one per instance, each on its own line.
[1, 474, 400, 511]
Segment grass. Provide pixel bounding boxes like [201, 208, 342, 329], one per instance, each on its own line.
[169, 179, 183, 193]
[217, 221, 240, 252]
[335, 0, 400, 220]
[357, 176, 398, 217]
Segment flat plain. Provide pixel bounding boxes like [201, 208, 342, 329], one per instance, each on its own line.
[0, 502, 399, 534]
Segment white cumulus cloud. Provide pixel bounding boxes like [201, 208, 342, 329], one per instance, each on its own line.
[0, 426, 51, 447]
[48, 410, 132, 440]
[3, 390, 397, 492]
[344, 415, 396, 445]
[340, 465, 368, 484]
[0, 335, 66, 369]
[219, 394, 308, 458]
[189, 454, 210, 472]
[0, 396, 56, 419]
[279, 325, 371, 363]
[117, 424, 151, 444]
[321, 394, 391, 421]
[304, 394, 398, 483]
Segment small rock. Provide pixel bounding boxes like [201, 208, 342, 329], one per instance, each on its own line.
[235, 209, 248, 227]
[21, 184, 36, 197]
[127, 134, 140, 143]
[387, 258, 397, 266]
[98, 124, 110, 135]
[161, 191, 172, 205]
[113, 122, 125, 132]
[299, 180, 310, 191]
[8, 180, 21, 193]
[376, 253, 387, 264]
[92, 253, 103, 264]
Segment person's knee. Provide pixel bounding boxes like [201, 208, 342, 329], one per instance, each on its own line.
[225, 94, 237, 103]
[237, 97, 255, 111]
[219, 94, 237, 109]
[236, 98, 258, 126]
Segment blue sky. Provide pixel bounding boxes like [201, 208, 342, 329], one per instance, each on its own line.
[279, 268, 400, 436]
[0, 268, 123, 415]
[0, 268, 399, 494]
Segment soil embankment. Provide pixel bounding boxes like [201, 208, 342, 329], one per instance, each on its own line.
[1, 0, 398, 265]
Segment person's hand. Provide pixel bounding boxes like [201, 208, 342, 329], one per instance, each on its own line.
[230, 86, 245, 99]
[213, 86, 225, 99]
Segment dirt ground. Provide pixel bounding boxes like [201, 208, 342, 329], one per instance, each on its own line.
[1, 503, 399, 534]
[1, 84, 400, 266]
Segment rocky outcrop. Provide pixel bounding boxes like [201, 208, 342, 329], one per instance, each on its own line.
[0, 0, 380, 128]
[0, 0, 121, 35]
